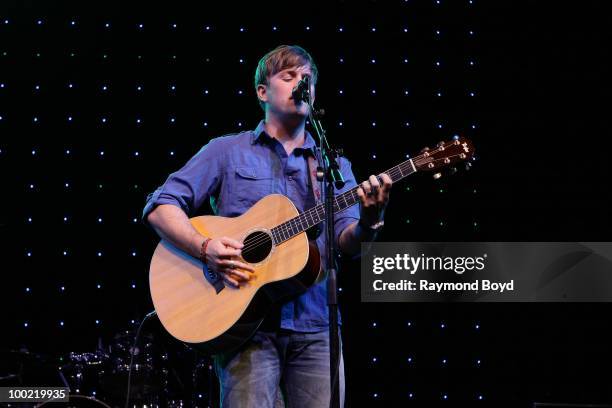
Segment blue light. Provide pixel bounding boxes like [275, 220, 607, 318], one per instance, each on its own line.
[372, 357, 377, 362]
[138, 23, 144, 29]
[26, 287, 30, 292]
[440, 322, 446, 328]
[33, 117, 38, 123]
[132, 252, 137, 257]
[60, 321, 64, 326]
[97, 284, 101, 289]
[70, 21, 76, 26]
[370, 58, 376, 64]
[172, 23, 177, 28]
[338, 27, 343, 32]
[67, 116, 73, 122]
[95, 320, 100, 324]
[100, 150, 105, 156]
[305, 26, 310, 31]
[102, 85, 107, 91]
[37, 19, 43, 25]
[35, 85, 40, 90]
[27, 252, 32, 257]
[442, 394, 447, 400]
[27, 217, 32, 222]
[97, 252, 102, 257]
[105, 23, 110, 28]
[273, 26, 277, 31]
[239, 27, 244, 32]
[101, 118, 107, 123]
[24, 322, 29, 327]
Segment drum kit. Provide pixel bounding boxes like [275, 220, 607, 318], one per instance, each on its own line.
[0, 329, 216, 408]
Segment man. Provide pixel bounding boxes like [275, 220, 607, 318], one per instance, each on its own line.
[143, 45, 392, 407]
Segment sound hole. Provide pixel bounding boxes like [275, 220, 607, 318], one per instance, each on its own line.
[242, 230, 273, 264]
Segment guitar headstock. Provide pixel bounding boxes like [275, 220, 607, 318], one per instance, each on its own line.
[412, 137, 475, 173]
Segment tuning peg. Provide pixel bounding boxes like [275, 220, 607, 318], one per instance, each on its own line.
[421, 147, 430, 153]
[437, 141, 445, 149]
[433, 172, 442, 180]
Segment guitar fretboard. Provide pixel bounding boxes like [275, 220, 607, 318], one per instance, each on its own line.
[270, 158, 417, 245]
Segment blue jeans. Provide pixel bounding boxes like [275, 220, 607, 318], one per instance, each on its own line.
[213, 329, 345, 408]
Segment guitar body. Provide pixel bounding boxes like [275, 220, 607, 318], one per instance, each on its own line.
[149, 194, 322, 355]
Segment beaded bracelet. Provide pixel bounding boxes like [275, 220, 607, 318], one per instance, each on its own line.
[200, 237, 211, 264]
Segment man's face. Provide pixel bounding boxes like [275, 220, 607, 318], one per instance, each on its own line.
[258, 64, 315, 118]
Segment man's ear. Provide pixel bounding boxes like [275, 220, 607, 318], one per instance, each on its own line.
[256, 84, 268, 104]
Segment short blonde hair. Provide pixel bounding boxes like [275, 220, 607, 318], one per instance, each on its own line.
[254, 45, 319, 111]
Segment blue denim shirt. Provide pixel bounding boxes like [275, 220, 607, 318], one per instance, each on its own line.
[143, 120, 360, 332]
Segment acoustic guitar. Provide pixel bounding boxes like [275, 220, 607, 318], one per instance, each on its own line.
[149, 137, 475, 354]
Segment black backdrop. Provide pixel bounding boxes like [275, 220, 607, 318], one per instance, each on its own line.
[1, 0, 611, 407]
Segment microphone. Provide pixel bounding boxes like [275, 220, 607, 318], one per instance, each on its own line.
[292, 76, 310, 103]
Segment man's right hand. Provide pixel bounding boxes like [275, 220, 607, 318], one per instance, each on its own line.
[204, 237, 255, 288]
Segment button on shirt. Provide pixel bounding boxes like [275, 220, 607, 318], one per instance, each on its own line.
[142, 120, 360, 332]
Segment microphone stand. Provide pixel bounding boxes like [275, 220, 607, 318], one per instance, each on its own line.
[300, 77, 344, 408]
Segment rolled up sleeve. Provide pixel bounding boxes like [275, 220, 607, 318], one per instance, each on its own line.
[142, 138, 224, 227]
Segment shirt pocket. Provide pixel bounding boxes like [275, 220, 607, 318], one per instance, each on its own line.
[233, 166, 274, 208]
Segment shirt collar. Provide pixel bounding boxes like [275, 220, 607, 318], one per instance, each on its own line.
[251, 120, 317, 154]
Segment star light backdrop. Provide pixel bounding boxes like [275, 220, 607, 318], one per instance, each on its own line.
[1, 1, 611, 407]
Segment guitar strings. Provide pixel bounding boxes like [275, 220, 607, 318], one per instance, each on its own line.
[238, 151, 461, 256]
[237, 149, 468, 257]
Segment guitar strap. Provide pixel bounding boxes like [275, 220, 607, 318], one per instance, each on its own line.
[307, 147, 324, 205]
[306, 147, 324, 241]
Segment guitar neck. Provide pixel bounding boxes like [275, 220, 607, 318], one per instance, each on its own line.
[270, 158, 417, 245]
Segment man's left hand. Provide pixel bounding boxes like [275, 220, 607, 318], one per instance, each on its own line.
[356, 173, 392, 227]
